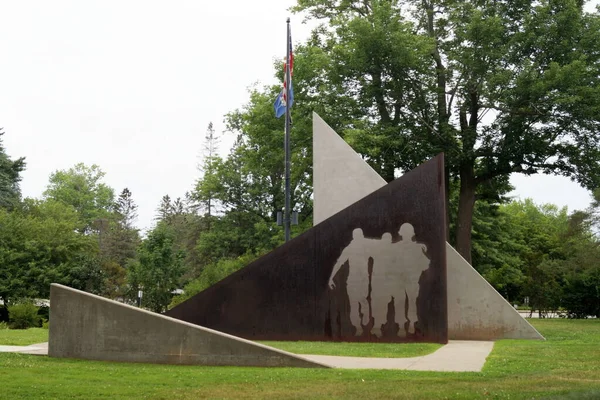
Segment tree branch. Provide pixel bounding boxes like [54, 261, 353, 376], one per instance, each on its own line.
[447, 72, 464, 115]
[479, 103, 548, 117]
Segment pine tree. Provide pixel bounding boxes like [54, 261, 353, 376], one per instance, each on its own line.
[156, 194, 172, 221]
[203, 122, 220, 160]
[114, 188, 138, 230]
[101, 188, 141, 297]
[195, 122, 221, 219]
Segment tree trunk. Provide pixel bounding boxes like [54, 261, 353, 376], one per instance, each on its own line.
[423, 1, 451, 241]
[456, 164, 477, 264]
[382, 162, 395, 183]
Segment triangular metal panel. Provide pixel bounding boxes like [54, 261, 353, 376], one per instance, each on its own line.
[168, 154, 449, 343]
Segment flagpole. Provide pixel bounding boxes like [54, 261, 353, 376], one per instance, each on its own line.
[284, 17, 292, 242]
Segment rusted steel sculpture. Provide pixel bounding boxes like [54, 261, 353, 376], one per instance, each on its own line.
[166, 154, 448, 343]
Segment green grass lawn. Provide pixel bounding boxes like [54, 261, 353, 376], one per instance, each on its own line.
[0, 328, 48, 346]
[260, 340, 441, 358]
[0, 319, 599, 399]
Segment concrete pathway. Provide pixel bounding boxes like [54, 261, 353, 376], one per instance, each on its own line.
[0, 342, 48, 355]
[302, 340, 494, 372]
[0, 340, 493, 372]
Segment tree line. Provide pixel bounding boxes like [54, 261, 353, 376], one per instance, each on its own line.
[1, 0, 599, 318]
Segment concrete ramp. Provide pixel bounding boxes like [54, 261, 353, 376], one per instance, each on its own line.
[446, 246, 543, 340]
[313, 113, 543, 341]
[48, 284, 328, 368]
[303, 340, 495, 372]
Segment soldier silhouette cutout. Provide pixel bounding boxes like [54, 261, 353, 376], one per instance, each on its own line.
[328, 228, 376, 336]
[369, 232, 394, 338]
[328, 223, 430, 339]
[371, 223, 430, 337]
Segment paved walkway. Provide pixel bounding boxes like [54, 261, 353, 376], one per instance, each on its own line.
[303, 341, 494, 371]
[0, 340, 494, 372]
[0, 342, 48, 355]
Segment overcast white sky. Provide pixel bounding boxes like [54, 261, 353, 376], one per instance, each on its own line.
[1, 1, 598, 232]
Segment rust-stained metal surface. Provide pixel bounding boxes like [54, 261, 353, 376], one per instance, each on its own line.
[166, 154, 448, 343]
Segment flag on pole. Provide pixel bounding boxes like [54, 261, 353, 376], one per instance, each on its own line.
[274, 27, 294, 118]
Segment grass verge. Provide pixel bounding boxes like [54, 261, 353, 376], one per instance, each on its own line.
[259, 341, 441, 358]
[0, 328, 48, 346]
[0, 320, 598, 399]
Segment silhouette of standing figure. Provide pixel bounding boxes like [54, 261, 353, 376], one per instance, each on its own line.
[370, 232, 394, 338]
[328, 228, 373, 336]
[370, 223, 430, 337]
[396, 223, 429, 335]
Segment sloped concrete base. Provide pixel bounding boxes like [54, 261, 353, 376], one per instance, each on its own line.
[447, 245, 543, 340]
[313, 112, 543, 341]
[48, 284, 328, 367]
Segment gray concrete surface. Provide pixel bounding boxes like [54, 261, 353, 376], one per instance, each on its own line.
[1, 340, 494, 372]
[298, 340, 494, 371]
[447, 246, 544, 339]
[313, 113, 385, 226]
[48, 284, 328, 368]
[312, 113, 543, 341]
[0, 342, 48, 355]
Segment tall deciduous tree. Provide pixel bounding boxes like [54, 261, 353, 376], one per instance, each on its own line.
[294, 0, 600, 262]
[0, 128, 26, 209]
[43, 163, 115, 234]
[0, 199, 96, 304]
[585, 188, 600, 232]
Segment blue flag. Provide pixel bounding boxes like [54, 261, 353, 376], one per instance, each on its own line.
[274, 29, 294, 118]
[274, 83, 294, 118]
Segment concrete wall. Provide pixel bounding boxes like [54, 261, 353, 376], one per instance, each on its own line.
[48, 284, 328, 367]
[313, 113, 544, 340]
